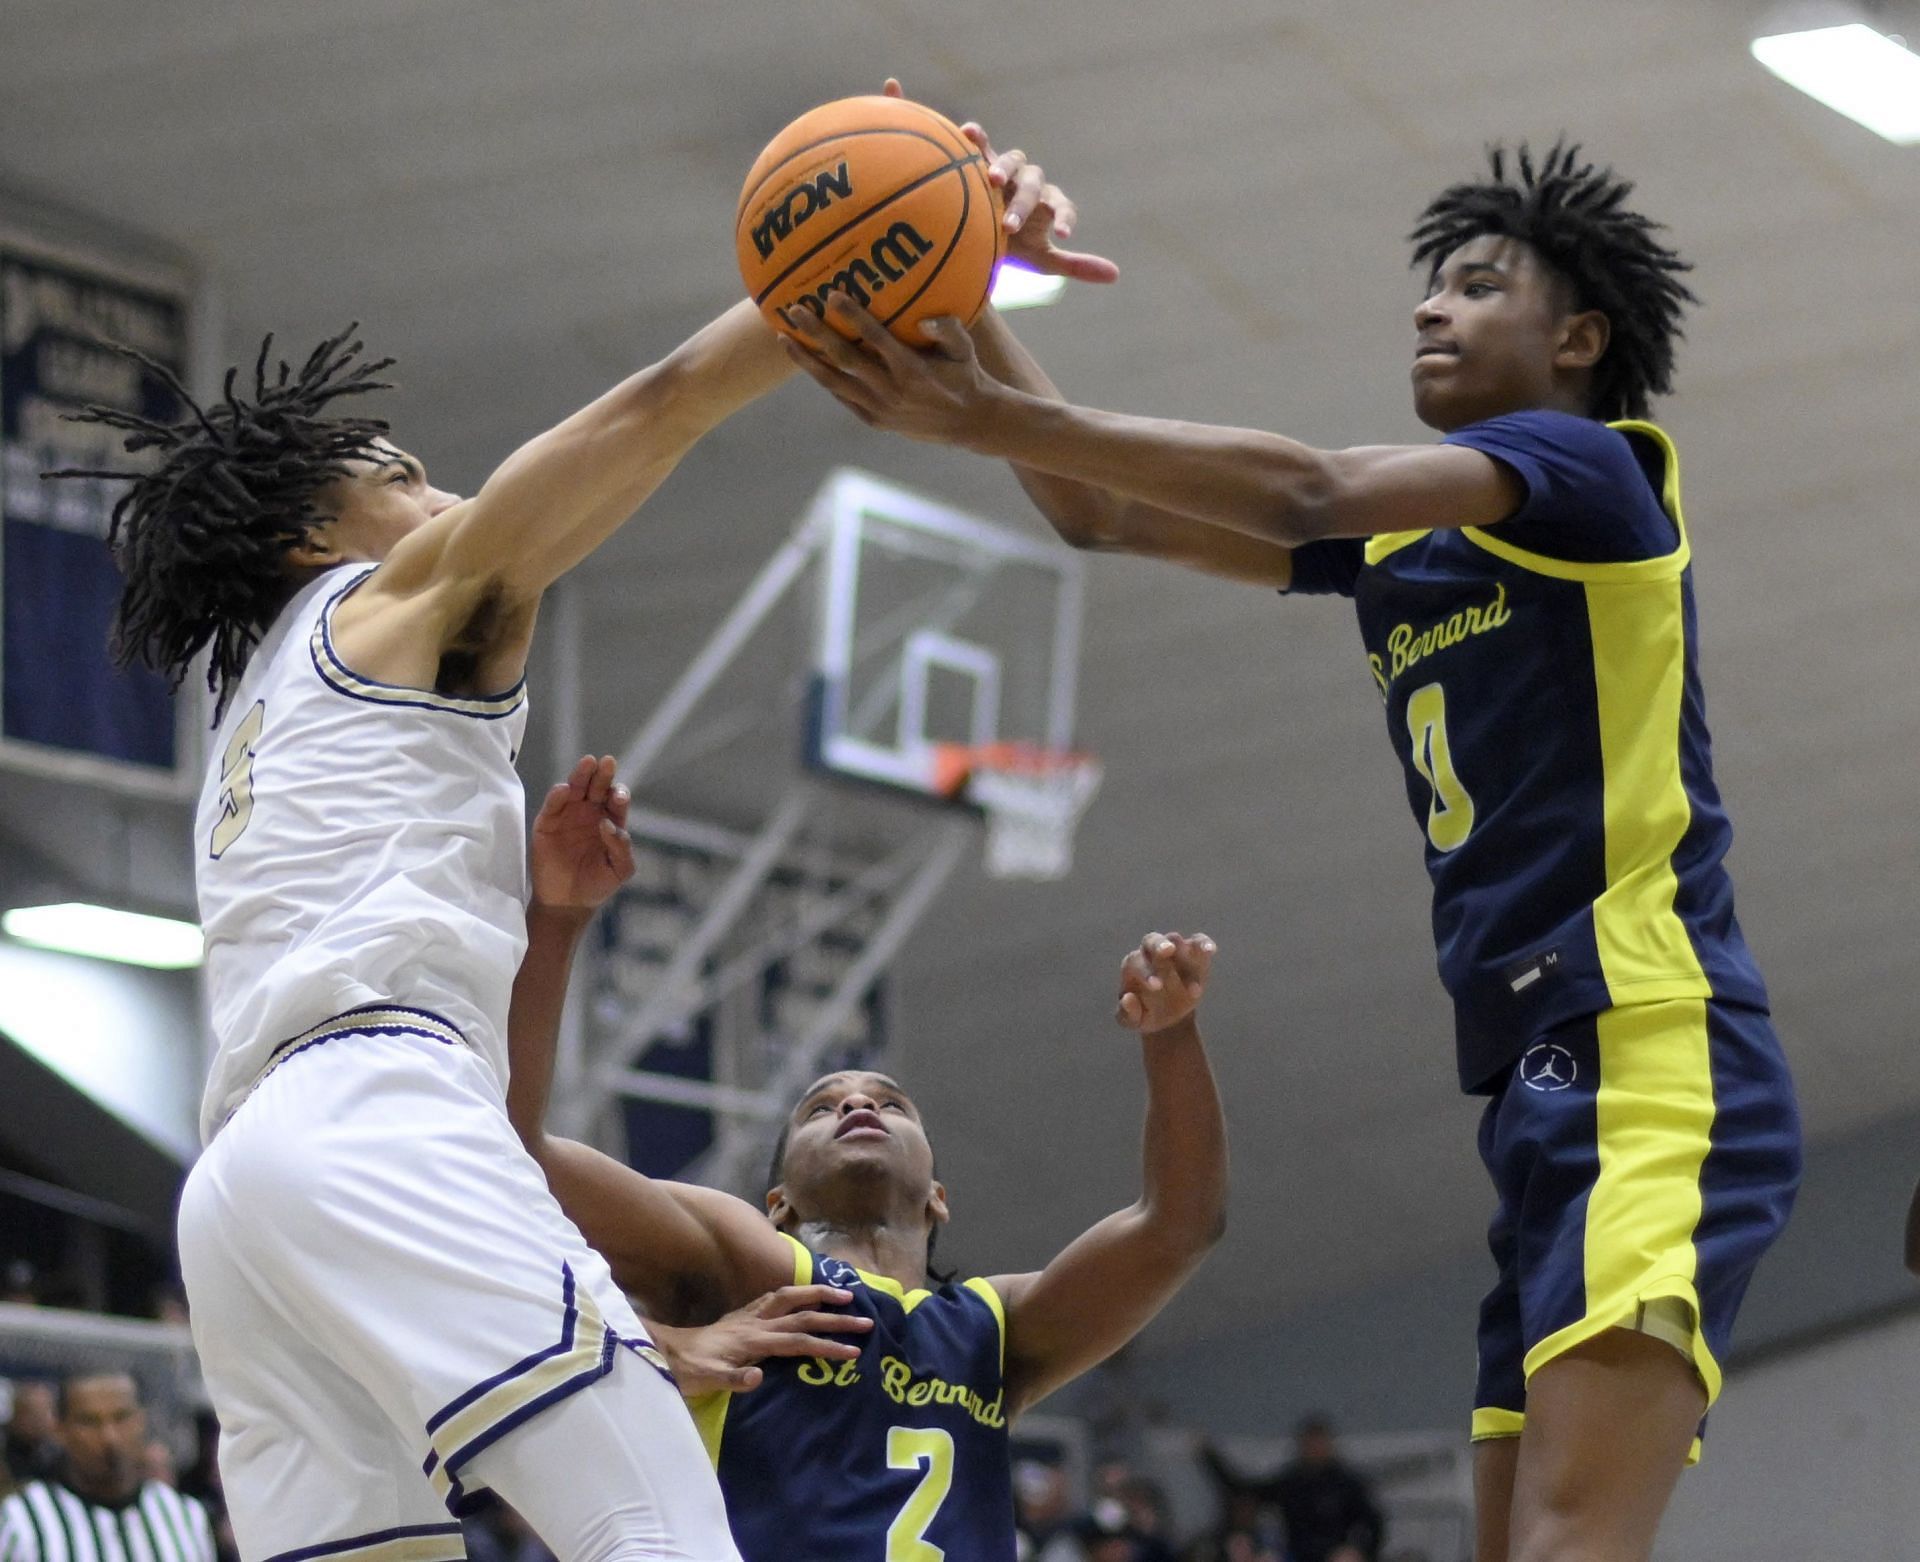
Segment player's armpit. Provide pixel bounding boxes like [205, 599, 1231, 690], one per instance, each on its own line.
[532, 1138, 796, 1324]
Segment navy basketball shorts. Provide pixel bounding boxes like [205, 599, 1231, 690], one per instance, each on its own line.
[1471, 997, 1801, 1459]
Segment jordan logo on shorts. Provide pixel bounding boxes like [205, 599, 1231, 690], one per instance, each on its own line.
[1518, 1042, 1577, 1092]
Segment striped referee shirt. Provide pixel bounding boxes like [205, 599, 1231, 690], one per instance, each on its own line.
[0, 1480, 216, 1562]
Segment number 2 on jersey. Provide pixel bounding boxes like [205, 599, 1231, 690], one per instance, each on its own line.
[210, 701, 266, 858]
[886, 1425, 955, 1561]
[1406, 682, 1474, 851]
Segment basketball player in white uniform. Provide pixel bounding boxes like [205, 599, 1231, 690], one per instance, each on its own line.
[68, 297, 794, 1562]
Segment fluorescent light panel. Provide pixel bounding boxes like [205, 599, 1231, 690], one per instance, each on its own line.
[1, 903, 204, 970]
[1751, 23, 1920, 144]
[989, 259, 1066, 312]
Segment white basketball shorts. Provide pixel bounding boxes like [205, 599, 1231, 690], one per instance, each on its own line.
[178, 1008, 732, 1562]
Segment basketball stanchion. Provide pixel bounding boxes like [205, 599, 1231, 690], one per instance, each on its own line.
[932, 741, 1103, 881]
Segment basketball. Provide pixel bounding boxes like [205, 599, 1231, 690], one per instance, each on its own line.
[735, 94, 1005, 342]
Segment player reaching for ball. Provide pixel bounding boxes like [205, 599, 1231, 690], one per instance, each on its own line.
[59, 293, 798, 1560]
[784, 141, 1802, 1562]
[505, 760, 1227, 1562]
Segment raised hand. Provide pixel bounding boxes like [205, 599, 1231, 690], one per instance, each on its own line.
[783, 293, 998, 443]
[1115, 932, 1216, 1034]
[880, 77, 1117, 284]
[651, 1284, 875, 1396]
[529, 754, 635, 913]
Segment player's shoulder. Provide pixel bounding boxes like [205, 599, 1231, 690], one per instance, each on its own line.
[1448, 407, 1641, 471]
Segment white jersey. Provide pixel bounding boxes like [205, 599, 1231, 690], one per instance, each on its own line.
[194, 563, 530, 1141]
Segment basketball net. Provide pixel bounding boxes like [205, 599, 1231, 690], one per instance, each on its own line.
[932, 742, 1103, 881]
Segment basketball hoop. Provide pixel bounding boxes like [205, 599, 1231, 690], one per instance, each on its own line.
[932, 742, 1103, 881]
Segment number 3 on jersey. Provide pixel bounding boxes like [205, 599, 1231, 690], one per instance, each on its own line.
[210, 701, 266, 858]
[886, 1426, 954, 1561]
[1406, 682, 1474, 851]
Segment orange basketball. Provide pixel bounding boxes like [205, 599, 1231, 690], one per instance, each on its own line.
[736, 95, 1005, 343]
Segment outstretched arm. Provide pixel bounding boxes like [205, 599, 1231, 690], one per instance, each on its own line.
[507, 758, 796, 1323]
[787, 296, 1521, 550]
[337, 301, 792, 687]
[989, 933, 1228, 1416]
[970, 310, 1297, 588]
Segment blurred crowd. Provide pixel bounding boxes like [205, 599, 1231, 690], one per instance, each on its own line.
[1017, 1417, 1384, 1562]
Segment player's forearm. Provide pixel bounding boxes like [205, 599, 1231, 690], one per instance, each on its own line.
[437, 303, 792, 595]
[969, 310, 1128, 547]
[504, 903, 592, 1154]
[958, 383, 1336, 546]
[1135, 1016, 1229, 1256]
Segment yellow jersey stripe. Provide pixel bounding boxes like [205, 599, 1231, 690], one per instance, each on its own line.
[1456, 419, 1690, 584]
[1585, 576, 1713, 1003]
[963, 1277, 1007, 1372]
[781, 1230, 811, 1286]
[1364, 529, 1429, 566]
[1521, 1000, 1723, 1410]
[687, 1387, 731, 1468]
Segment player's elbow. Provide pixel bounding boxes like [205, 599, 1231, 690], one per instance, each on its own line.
[1259, 447, 1345, 546]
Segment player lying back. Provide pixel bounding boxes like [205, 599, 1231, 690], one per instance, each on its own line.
[510, 759, 1228, 1561]
[783, 140, 1803, 1562]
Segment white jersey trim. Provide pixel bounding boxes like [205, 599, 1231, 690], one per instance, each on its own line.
[244, 1003, 468, 1106]
[309, 570, 527, 720]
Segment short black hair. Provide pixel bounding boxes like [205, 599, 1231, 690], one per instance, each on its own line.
[1409, 141, 1697, 422]
[47, 326, 393, 712]
[56, 1369, 139, 1420]
[764, 1090, 954, 1284]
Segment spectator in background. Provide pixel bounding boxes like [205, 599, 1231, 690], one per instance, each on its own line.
[1, 1264, 38, 1307]
[1082, 1462, 1178, 1562]
[1180, 1482, 1280, 1562]
[1271, 1416, 1382, 1562]
[0, 1370, 217, 1562]
[4, 1381, 60, 1490]
[1199, 1416, 1383, 1562]
[1015, 1459, 1085, 1562]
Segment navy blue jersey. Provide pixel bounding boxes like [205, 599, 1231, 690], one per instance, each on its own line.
[1286, 413, 1768, 1090]
[689, 1235, 1015, 1562]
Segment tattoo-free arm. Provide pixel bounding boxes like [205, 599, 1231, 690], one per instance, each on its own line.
[957, 385, 1522, 547]
[351, 302, 793, 665]
[969, 311, 1297, 588]
[506, 904, 793, 1324]
[990, 1012, 1227, 1415]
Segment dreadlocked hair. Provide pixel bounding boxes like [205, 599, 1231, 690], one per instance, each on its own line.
[46, 325, 394, 711]
[1408, 141, 1697, 422]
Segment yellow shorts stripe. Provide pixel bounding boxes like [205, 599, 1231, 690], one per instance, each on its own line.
[1521, 999, 1723, 1409]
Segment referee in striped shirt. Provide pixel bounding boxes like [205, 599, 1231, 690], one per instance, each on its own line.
[1, 1371, 215, 1562]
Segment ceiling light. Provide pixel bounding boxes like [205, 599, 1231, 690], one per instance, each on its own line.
[1751, 22, 1920, 144]
[1, 903, 204, 970]
[989, 260, 1066, 312]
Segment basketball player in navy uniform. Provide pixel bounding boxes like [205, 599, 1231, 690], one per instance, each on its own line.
[506, 759, 1228, 1562]
[781, 142, 1802, 1562]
